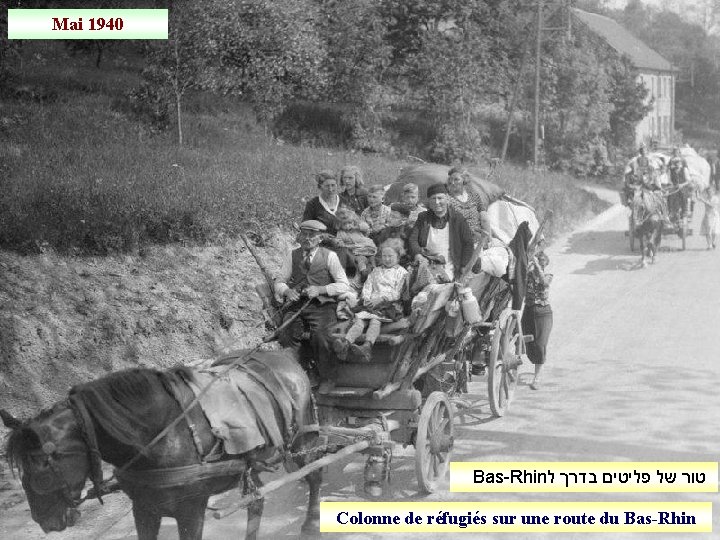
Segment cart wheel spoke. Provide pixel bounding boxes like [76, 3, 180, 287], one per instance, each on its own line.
[415, 392, 454, 493]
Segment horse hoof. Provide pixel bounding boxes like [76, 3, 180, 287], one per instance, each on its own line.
[301, 517, 320, 536]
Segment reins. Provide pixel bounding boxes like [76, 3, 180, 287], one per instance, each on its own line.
[30, 299, 313, 507]
[113, 299, 312, 478]
[19, 229, 320, 507]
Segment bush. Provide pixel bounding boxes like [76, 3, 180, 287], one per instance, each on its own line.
[120, 81, 170, 132]
[426, 122, 491, 165]
[273, 102, 353, 147]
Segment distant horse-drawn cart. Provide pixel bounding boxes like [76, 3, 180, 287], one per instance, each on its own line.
[624, 147, 710, 257]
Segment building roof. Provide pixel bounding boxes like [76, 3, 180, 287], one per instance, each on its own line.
[572, 8, 675, 72]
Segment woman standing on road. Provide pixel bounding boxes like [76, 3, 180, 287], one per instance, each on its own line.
[697, 185, 720, 249]
[522, 251, 553, 390]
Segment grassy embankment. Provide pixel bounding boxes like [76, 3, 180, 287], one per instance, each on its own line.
[0, 48, 608, 255]
[0, 47, 609, 412]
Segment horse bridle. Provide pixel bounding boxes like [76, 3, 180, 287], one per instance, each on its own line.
[24, 398, 105, 507]
[25, 441, 88, 508]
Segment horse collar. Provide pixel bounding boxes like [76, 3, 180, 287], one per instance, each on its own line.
[67, 395, 105, 504]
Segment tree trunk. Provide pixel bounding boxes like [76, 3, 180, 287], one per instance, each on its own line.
[176, 91, 183, 146]
[95, 42, 103, 68]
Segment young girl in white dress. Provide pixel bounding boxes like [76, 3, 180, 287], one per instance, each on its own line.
[698, 186, 720, 249]
[333, 239, 407, 362]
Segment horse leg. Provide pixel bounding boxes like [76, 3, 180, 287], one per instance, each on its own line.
[301, 468, 322, 536]
[244, 469, 265, 540]
[639, 233, 647, 267]
[132, 502, 162, 540]
[290, 432, 322, 536]
[654, 223, 662, 261]
[175, 496, 208, 540]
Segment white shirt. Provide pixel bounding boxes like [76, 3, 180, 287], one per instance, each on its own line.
[319, 195, 340, 215]
[426, 225, 454, 280]
[274, 247, 352, 301]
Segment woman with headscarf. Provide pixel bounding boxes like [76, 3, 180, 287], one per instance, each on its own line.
[303, 169, 341, 235]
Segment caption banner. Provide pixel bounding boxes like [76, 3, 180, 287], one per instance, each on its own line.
[451, 461, 719, 492]
[321, 502, 712, 533]
[323, 462, 717, 533]
[7, 9, 168, 40]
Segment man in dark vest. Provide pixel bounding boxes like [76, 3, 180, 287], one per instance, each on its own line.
[274, 220, 354, 384]
[667, 146, 690, 220]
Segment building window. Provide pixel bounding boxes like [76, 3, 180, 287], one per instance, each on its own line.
[657, 75, 661, 98]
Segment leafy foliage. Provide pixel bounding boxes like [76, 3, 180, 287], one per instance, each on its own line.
[315, 0, 394, 151]
[192, 0, 327, 124]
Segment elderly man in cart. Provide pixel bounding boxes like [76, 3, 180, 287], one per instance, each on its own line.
[408, 183, 475, 283]
[274, 219, 355, 385]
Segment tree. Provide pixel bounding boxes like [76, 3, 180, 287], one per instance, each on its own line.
[195, 0, 327, 125]
[398, 0, 524, 162]
[314, 0, 393, 150]
[606, 56, 652, 149]
[539, 35, 614, 170]
[140, 2, 207, 145]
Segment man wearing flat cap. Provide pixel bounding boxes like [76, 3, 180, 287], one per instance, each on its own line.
[409, 183, 474, 281]
[274, 220, 354, 382]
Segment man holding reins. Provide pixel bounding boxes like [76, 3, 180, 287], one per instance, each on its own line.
[667, 146, 691, 220]
[274, 219, 355, 384]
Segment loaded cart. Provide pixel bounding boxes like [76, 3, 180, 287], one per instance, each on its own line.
[244, 194, 548, 499]
[311, 210, 548, 496]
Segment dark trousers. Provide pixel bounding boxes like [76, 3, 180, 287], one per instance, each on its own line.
[668, 189, 688, 219]
[522, 304, 553, 365]
[278, 300, 337, 381]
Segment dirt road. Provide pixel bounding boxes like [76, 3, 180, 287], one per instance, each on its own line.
[2, 190, 718, 539]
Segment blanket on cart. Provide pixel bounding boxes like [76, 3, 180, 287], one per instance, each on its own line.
[178, 351, 305, 456]
[486, 196, 540, 245]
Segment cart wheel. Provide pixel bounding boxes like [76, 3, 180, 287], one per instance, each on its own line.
[415, 391, 454, 493]
[629, 214, 636, 252]
[487, 315, 522, 417]
[680, 216, 687, 250]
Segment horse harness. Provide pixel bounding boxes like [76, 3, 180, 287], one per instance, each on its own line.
[23, 397, 104, 509]
[25, 371, 317, 508]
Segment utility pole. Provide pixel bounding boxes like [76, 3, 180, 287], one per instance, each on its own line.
[533, 0, 544, 167]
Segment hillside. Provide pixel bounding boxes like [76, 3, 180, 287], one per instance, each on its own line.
[0, 42, 609, 417]
[0, 235, 293, 413]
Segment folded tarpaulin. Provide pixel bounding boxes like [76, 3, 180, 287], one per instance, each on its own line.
[180, 353, 303, 456]
[385, 163, 505, 208]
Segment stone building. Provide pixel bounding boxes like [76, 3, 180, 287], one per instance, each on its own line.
[572, 8, 677, 147]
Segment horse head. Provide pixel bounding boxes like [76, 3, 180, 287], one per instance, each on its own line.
[2, 405, 89, 533]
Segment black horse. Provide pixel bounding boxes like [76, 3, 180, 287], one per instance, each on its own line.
[1, 349, 322, 540]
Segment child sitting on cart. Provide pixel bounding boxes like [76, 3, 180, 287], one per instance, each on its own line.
[334, 206, 377, 282]
[333, 239, 408, 362]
